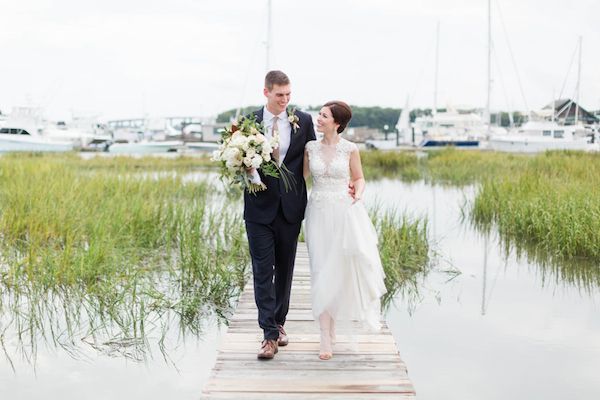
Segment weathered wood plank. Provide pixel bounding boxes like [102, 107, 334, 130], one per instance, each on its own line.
[201, 242, 416, 397]
[202, 393, 415, 400]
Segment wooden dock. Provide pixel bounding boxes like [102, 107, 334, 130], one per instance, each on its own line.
[201, 243, 416, 399]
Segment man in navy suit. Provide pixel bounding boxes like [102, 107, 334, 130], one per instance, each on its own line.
[244, 70, 316, 359]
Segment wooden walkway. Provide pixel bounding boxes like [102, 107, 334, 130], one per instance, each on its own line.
[201, 243, 416, 399]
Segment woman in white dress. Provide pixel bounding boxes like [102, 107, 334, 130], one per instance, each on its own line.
[303, 101, 387, 360]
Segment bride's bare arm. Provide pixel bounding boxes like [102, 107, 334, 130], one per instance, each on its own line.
[349, 148, 365, 202]
[303, 148, 310, 179]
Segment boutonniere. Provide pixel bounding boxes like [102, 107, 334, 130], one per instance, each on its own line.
[287, 107, 300, 133]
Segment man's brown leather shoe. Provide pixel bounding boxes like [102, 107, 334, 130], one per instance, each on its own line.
[257, 339, 278, 360]
[277, 325, 289, 347]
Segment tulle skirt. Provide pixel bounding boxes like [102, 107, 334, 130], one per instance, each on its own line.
[305, 194, 387, 331]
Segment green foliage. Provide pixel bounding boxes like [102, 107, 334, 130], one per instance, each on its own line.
[370, 207, 430, 308]
[348, 106, 400, 130]
[471, 151, 600, 267]
[216, 106, 262, 123]
[359, 147, 600, 272]
[0, 154, 250, 362]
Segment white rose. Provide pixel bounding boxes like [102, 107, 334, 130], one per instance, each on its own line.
[255, 133, 266, 143]
[224, 147, 240, 161]
[211, 150, 222, 161]
[250, 127, 260, 135]
[243, 156, 253, 167]
[251, 155, 263, 169]
[263, 153, 271, 162]
[246, 148, 256, 158]
[231, 134, 246, 148]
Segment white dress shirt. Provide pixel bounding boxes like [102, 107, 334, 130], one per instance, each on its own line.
[249, 106, 293, 184]
[262, 106, 292, 164]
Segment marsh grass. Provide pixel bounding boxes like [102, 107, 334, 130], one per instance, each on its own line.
[361, 150, 422, 181]
[471, 151, 600, 271]
[423, 148, 528, 185]
[362, 148, 600, 279]
[370, 206, 430, 308]
[0, 153, 248, 367]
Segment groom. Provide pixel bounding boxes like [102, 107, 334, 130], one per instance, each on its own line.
[244, 70, 316, 359]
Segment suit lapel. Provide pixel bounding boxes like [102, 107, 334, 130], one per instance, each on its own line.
[253, 109, 264, 125]
[282, 112, 297, 165]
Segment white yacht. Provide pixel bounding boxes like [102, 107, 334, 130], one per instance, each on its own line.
[414, 109, 488, 148]
[0, 107, 74, 152]
[45, 116, 113, 150]
[488, 120, 592, 153]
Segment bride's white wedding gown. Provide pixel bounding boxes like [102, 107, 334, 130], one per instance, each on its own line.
[304, 138, 386, 331]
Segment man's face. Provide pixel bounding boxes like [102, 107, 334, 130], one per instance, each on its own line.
[264, 84, 291, 115]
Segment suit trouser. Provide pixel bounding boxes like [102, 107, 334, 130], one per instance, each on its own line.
[245, 205, 302, 340]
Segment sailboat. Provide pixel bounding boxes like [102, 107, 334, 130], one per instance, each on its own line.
[365, 96, 415, 149]
[416, 20, 487, 148]
[488, 37, 596, 153]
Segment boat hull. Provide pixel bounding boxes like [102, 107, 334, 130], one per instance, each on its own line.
[488, 136, 591, 153]
[0, 134, 74, 152]
[420, 139, 480, 148]
[108, 141, 184, 154]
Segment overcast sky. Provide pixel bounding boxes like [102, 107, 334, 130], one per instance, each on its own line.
[1, 0, 598, 120]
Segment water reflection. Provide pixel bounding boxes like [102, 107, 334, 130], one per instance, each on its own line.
[481, 225, 600, 294]
[2, 174, 599, 399]
[375, 179, 600, 400]
[0, 274, 231, 371]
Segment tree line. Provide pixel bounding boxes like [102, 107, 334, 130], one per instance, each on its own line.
[216, 106, 552, 131]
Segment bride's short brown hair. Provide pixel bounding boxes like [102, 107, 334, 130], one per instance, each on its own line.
[323, 101, 352, 134]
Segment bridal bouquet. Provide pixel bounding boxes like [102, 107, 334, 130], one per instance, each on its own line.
[212, 115, 294, 194]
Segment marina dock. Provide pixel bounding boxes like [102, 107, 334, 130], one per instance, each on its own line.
[201, 243, 416, 399]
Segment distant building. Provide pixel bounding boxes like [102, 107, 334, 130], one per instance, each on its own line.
[342, 126, 383, 143]
[540, 99, 599, 125]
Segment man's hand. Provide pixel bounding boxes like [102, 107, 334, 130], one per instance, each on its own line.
[348, 181, 359, 202]
[247, 168, 262, 185]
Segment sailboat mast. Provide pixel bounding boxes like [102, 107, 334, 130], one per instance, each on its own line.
[433, 21, 440, 117]
[266, 0, 272, 71]
[486, 0, 492, 135]
[575, 36, 582, 125]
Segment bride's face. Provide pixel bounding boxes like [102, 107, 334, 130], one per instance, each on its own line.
[316, 107, 340, 134]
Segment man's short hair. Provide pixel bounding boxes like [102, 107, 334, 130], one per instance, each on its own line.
[265, 70, 290, 91]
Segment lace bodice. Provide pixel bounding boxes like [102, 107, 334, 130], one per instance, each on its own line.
[306, 139, 357, 203]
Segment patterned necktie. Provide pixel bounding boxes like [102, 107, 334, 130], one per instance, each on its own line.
[271, 116, 280, 165]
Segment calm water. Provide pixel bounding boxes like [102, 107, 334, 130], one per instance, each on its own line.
[1, 178, 599, 399]
[372, 180, 600, 400]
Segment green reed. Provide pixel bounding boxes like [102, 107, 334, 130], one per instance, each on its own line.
[360, 147, 600, 289]
[471, 151, 600, 264]
[370, 206, 430, 308]
[361, 149, 422, 181]
[360, 147, 529, 185]
[423, 148, 528, 185]
[0, 153, 249, 366]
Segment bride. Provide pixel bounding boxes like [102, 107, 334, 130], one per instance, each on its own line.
[303, 101, 387, 360]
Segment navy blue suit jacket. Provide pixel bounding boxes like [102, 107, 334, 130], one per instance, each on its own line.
[243, 108, 316, 224]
